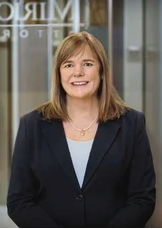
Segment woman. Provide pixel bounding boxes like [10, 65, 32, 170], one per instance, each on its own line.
[7, 31, 156, 228]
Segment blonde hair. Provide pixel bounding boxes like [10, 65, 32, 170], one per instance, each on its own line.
[37, 31, 130, 122]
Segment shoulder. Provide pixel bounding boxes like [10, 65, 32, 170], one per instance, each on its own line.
[123, 108, 145, 122]
[21, 109, 42, 123]
[19, 110, 46, 131]
[119, 108, 145, 133]
[20, 109, 61, 129]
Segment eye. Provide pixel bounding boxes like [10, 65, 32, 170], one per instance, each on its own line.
[64, 64, 73, 68]
[84, 62, 93, 67]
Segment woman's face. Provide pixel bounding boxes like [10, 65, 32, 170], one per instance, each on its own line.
[60, 45, 101, 100]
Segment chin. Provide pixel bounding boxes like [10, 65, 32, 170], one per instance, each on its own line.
[69, 94, 95, 100]
[72, 95, 88, 99]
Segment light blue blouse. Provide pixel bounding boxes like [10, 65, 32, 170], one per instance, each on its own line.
[66, 137, 94, 187]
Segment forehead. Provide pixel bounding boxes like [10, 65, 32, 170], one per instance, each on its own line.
[66, 45, 98, 61]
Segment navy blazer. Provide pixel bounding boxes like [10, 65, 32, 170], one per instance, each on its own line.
[7, 109, 156, 228]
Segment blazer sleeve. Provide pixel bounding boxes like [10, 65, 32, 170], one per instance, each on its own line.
[7, 117, 58, 228]
[108, 112, 156, 228]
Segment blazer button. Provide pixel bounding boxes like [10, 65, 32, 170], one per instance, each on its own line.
[75, 194, 83, 201]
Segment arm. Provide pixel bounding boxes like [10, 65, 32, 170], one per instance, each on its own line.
[7, 117, 58, 228]
[108, 112, 156, 228]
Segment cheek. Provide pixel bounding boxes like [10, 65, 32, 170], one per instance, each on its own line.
[60, 75, 71, 92]
[93, 73, 100, 85]
[60, 69, 72, 82]
[94, 76, 101, 91]
[60, 72, 67, 85]
[59, 76, 67, 91]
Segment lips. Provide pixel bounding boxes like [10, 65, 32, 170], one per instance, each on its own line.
[71, 81, 89, 85]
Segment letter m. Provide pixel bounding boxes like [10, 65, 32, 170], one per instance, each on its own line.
[51, 0, 73, 21]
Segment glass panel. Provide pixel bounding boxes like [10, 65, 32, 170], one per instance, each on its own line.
[18, 26, 48, 117]
[0, 0, 110, 206]
[83, 0, 108, 55]
[0, 1, 10, 204]
[144, 0, 162, 227]
[51, 0, 109, 56]
[123, 0, 143, 110]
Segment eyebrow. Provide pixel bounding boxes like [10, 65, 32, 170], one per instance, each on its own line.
[62, 59, 95, 64]
[82, 59, 95, 62]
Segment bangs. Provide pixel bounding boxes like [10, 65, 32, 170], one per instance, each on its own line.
[58, 37, 98, 65]
[62, 44, 86, 63]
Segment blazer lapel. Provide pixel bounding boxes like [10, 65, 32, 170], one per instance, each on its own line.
[82, 119, 121, 189]
[41, 119, 80, 191]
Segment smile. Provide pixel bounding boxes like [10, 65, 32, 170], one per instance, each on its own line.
[71, 81, 89, 85]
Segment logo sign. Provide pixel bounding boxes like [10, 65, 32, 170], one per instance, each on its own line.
[0, 0, 84, 42]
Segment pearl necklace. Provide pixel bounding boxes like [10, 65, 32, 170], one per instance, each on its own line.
[69, 115, 98, 137]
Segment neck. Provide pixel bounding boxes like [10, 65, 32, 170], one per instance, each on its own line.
[66, 97, 99, 120]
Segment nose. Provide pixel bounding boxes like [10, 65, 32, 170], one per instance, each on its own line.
[73, 65, 84, 77]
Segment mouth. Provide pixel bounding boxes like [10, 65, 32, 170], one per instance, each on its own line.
[71, 81, 89, 86]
